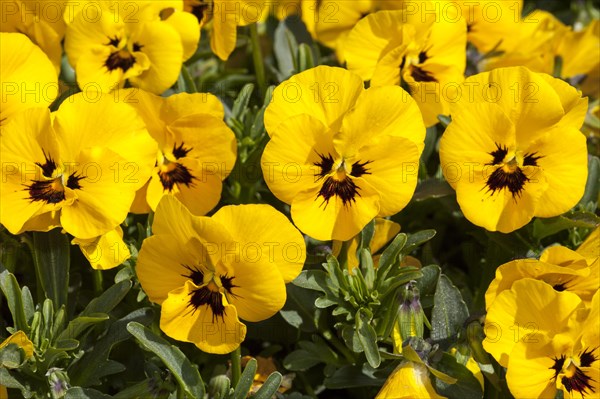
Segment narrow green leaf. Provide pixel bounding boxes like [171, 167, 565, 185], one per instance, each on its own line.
[432, 353, 483, 399]
[431, 275, 469, 342]
[65, 387, 113, 399]
[359, 249, 375, 290]
[127, 322, 204, 399]
[274, 22, 298, 79]
[0, 267, 29, 332]
[297, 43, 314, 72]
[377, 233, 408, 285]
[231, 83, 255, 120]
[58, 315, 109, 341]
[233, 358, 257, 399]
[356, 308, 381, 368]
[579, 156, 599, 205]
[32, 229, 70, 311]
[252, 372, 283, 399]
[283, 349, 322, 371]
[438, 114, 452, 128]
[403, 230, 437, 255]
[82, 280, 132, 316]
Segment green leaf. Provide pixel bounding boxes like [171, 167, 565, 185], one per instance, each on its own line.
[533, 210, 600, 240]
[58, 314, 109, 341]
[432, 353, 483, 399]
[32, 229, 70, 311]
[413, 179, 454, 202]
[70, 308, 154, 386]
[274, 22, 298, 79]
[0, 267, 30, 332]
[341, 325, 363, 352]
[297, 43, 314, 72]
[0, 368, 34, 398]
[377, 233, 408, 285]
[283, 349, 322, 371]
[65, 387, 113, 399]
[292, 270, 329, 292]
[324, 364, 386, 389]
[252, 372, 283, 399]
[358, 249, 375, 291]
[431, 275, 469, 342]
[579, 156, 599, 205]
[403, 230, 437, 255]
[279, 284, 322, 333]
[438, 114, 452, 128]
[0, 343, 26, 369]
[82, 280, 132, 316]
[127, 322, 204, 399]
[231, 83, 255, 121]
[356, 308, 381, 368]
[177, 65, 198, 94]
[233, 358, 257, 399]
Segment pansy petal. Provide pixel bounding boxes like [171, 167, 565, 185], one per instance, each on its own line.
[291, 178, 380, 241]
[59, 148, 134, 239]
[137, 234, 200, 304]
[356, 136, 421, 216]
[72, 227, 130, 270]
[160, 281, 246, 354]
[338, 85, 425, 154]
[212, 204, 306, 283]
[261, 114, 335, 204]
[530, 125, 588, 218]
[128, 21, 183, 94]
[483, 278, 583, 367]
[265, 66, 364, 135]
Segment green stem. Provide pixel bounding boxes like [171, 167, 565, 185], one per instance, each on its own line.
[249, 23, 267, 97]
[230, 346, 242, 387]
[93, 269, 103, 297]
[322, 329, 355, 363]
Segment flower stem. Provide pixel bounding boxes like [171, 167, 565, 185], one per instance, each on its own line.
[322, 329, 355, 363]
[230, 346, 242, 387]
[249, 23, 267, 98]
[93, 269, 103, 297]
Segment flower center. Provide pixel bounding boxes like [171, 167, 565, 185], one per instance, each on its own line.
[550, 350, 598, 397]
[181, 264, 237, 321]
[313, 152, 372, 207]
[400, 48, 436, 83]
[103, 35, 143, 72]
[26, 151, 84, 204]
[483, 142, 543, 199]
[157, 144, 195, 192]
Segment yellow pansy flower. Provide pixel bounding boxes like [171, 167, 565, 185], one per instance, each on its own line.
[184, 0, 265, 60]
[0, 32, 58, 126]
[344, 9, 467, 127]
[0, 331, 34, 360]
[376, 346, 452, 399]
[439, 66, 588, 233]
[483, 278, 585, 368]
[375, 0, 523, 54]
[485, 245, 597, 309]
[71, 227, 131, 270]
[0, 94, 156, 239]
[136, 195, 306, 354]
[0, 0, 66, 72]
[332, 218, 401, 271]
[262, 66, 425, 241]
[126, 89, 237, 216]
[301, 0, 374, 61]
[502, 291, 599, 399]
[64, 1, 199, 94]
[577, 227, 600, 260]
